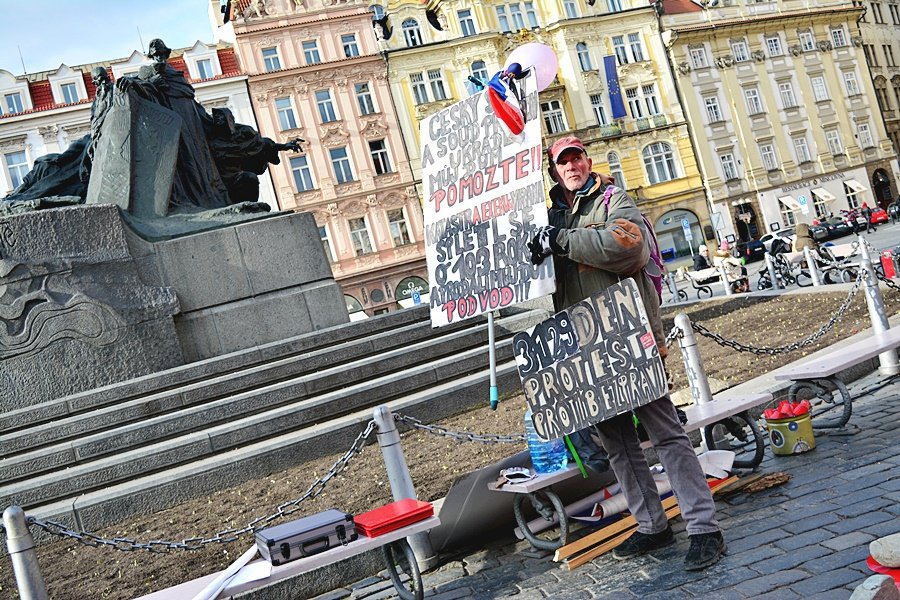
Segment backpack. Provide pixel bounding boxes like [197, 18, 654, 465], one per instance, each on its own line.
[601, 185, 665, 302]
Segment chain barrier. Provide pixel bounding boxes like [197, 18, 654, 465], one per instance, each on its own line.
[26, 419, 378, 553]
[394, 413, 526, 443]
[665, 325, 682, 348]
[876, 270, 900, 293]
[691, 269, 864, 356]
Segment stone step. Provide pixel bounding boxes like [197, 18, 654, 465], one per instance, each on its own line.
[0, 324, 527, 509]
[0, 305, 437, 435]
[0, 317, 487, 460]
[24, 359, 524, 536]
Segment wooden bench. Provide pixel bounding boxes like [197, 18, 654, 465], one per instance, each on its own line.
[686, 268, 728, 299]
[488, 392, 770, 550]
[136, 516, 440, 600]
[772, 327, 900, 428]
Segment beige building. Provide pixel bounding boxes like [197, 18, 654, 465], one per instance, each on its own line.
[0, 43, 274, 205]
[379, 0, 711, 267]
[857, 0, 900, 191]
[227, 0, 428, 317]
[661, 0, 900, 244]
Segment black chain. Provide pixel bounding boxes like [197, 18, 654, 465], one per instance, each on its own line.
[27, 419, 378, 552]
[691, 270, 863, 355]
[394, 413, 526, 443]
[876, 270, 900, 293]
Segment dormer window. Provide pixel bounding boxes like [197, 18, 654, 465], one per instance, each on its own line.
[60, 83, 79, 104]
[402, 19, 423, 47]
[4, 92, 23, 114]
[197, 59, 213, 80]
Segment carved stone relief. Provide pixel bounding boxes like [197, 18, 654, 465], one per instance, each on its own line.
[715, 55, 735, 68]
[676, 62, 691, 75]
[337, 182, 363, 197]
[38, 125, 60, 142]
[320, 123, 349, 147]
[817, 40, 834, 52]
[0, 134, 27, 152]
[751, 50, 766, 62]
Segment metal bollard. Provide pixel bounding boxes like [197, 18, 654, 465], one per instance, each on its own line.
[764, 253, 781, 290]
[674, 314, 714, 405]
[718, 265, 734, 296]
[803, 246, 822, 287]
[667, 272, 682, 302]
[372, 406, 439, 571]
[4, 506, 49, 600]
[858, 239, 900, 375]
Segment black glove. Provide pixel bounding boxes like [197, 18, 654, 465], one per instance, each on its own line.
[528, 225, 567, 265]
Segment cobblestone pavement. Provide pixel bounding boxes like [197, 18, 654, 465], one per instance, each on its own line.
[315, 371, 900, 600]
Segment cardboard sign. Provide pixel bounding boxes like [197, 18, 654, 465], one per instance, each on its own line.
[420, 71, 555, 327]
[513, 279, 667, 441]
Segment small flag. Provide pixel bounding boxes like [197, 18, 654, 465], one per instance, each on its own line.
[604, 56, 627, 120]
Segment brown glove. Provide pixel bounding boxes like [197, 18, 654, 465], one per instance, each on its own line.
[608, 218, 643, 249]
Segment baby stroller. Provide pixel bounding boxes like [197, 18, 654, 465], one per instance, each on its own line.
[756, 238, 795, 290]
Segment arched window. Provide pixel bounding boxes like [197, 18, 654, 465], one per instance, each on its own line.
[471, 60, 488, 84]
[608, 152, 626, 190]
[642, 142, 677, 184]
[370, 4, 385, 20]
[402, 19, 423, 47]
[576, 43, 592, 71]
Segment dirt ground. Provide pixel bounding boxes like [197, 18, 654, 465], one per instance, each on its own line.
[2, 290, 898, 600]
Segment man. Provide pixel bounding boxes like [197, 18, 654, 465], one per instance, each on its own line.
[528, 135, 726, 571]
[861, 203, 877, 234]
[693, 245, 712, 271]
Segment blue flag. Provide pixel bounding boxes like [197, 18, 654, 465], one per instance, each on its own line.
[604, 56, 627, 119]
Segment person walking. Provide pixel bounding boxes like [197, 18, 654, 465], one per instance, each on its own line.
[861, 203, 877, 234]
[528, 135, 726, 571]
[793, 223, 818, 253]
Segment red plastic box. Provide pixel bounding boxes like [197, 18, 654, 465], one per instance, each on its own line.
[354, 499, 433, 538]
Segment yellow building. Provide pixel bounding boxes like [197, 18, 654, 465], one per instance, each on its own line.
[378, 0, 712, 267]
[661, 0, 900, 245]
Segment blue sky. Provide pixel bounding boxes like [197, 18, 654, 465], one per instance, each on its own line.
[0, 1, 218, 76]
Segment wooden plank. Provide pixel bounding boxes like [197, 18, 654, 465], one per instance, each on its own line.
[565, 505, 682, 570]
[554, 495, 679, 561]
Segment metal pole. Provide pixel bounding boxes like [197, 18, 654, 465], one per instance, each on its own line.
[764, 253, 781, 290]
[4, 506, 49, 600]
[372, 406, 438, 571]
[803, 247, 822, 287]
[487, 312, 499, 410]
[674, 314, 714, 406]
[858, 239, 900, 375]
[718, 265, 734, 296]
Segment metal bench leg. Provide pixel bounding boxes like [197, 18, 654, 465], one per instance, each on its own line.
[513, 490, 569, 551]
[788, 377, 852, 429]
[702, 410, 765, 469]
[382, 539, 424, 600]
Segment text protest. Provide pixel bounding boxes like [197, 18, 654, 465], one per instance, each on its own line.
[421, 71, 555, 327]
[513, 279, 667, 441]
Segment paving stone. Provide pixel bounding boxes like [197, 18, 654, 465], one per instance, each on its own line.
[633, 589, 693, 600]
[821, 531, 876, 552]
[879, 477, 900, 492]
[826, 511, 895, 535]
[311, 589, 352, 600]
[835, 496, 895, 518]
[732, 568, 808, 597]
[750, 589, 801, 600]
[680, 566, 760, 595]
[727, 528, 786, 554]
[861, 519, 900, 539]
[790, 567, 863, 595]
[517, 572, 559, 591]
[750, 544, 831, 574]
[427, 587, 474, 600]
[350, 578, 395, 598]
[781, 511, 841, 534]
[727, 544, 788, 569]
[773, 528, 835, 551]
[537, 585, 593, 600]
[803, 545, 870, 574]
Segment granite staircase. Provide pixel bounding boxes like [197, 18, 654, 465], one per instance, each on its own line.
[0, 305, 547, 535]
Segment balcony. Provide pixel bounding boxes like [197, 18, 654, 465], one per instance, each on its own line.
[600, 124, 622, 137]
[636, 117, 651, 131]
[652, 114, 667, 127]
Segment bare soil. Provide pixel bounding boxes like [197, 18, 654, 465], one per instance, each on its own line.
[2, 290, 897, 600]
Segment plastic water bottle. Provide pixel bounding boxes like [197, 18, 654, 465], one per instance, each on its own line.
[524, 409, 568, 474]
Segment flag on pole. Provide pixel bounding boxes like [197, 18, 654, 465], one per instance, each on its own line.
[604, 56, 627, 119]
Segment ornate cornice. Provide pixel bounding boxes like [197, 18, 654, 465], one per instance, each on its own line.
[0, 134, 27, 152]
[320, 123, 349, 147]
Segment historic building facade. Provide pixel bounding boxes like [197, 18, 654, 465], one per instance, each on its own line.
[377, 0, 711, 267]
[0, 43, 275, 206]
[229, 0, 427, 318]
[857, 0, 900, 184]
[661, 0, 900, 244]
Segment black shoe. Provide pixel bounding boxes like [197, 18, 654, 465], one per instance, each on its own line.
[684, 531, 726, 571]
[612, 526, 675, 560]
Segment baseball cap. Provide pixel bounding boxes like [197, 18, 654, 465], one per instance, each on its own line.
[548, 136, 586, 163]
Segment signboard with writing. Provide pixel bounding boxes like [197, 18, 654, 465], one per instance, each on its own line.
[420, 71, 554, 327]
[512, 279, 667, 441]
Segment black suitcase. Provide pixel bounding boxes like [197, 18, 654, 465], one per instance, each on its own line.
[255, 509, 357, 566]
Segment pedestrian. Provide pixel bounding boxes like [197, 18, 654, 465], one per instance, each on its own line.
[861, 202, 877, 234]
[693, 244, 712, 271]
[528, 135, 726, 571]
[792, 223, 818, 253]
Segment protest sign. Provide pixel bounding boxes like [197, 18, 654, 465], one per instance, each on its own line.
[513, 279, 667, 441]
[420, 70, 554, 327]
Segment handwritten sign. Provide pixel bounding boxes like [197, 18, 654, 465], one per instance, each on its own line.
[420, 71, 554, 327]
[513, 279, 667, 441]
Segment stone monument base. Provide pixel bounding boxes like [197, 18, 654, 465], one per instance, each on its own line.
[0, 205, 347, 410]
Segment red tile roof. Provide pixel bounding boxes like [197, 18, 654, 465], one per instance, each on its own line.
[218, 48, 242, 77]
[83, 72, 96, 99]
[662, 0, 704, 13]
[28, 80, 54, 111]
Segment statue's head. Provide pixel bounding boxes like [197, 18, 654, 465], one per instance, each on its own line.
[147, 39, 172, 63]
[91, 66, 110, 87]
[212, 107, 237, 134]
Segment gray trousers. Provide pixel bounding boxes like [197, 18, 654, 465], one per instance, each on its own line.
[594, 395, 720, 536]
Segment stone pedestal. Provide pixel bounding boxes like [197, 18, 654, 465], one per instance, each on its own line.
[0, 205, 348, 409]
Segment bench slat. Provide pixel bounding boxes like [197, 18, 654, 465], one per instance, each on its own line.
[772, 329, 900, 381]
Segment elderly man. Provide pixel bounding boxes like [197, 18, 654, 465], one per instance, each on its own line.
[528, 135, 726, 571]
